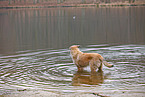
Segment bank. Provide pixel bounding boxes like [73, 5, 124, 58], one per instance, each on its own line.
[0, 0, 145, 8]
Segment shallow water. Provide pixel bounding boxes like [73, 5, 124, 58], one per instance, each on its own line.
[0, 7, 145, 96]
[0, 44, 145, 96]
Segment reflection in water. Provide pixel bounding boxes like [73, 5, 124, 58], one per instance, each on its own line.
[0, 44, 145, 96]
[0, 7, 145, 55]
[0, 7, 145, 96]
[72, 70, 106, 86]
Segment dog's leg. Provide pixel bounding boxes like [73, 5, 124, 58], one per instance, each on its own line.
[77, 65, 83, 72]
[98, 63, 103, 71]
[90, 60, 97, 72]
[91, 60, 102, 72]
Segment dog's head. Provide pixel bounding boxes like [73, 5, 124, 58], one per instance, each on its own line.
[69, 45, 80, 50]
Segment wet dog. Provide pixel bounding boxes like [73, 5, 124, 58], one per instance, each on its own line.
[69, 45, 113, 72]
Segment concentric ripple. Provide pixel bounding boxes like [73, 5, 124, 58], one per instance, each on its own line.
[0, 45, 145, 95]
[0, 49, 76, 92]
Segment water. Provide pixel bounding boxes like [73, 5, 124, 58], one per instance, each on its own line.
[0, 44, 145, 96]
[0, 7, 145, 96]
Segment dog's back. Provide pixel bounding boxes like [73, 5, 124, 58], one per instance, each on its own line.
[77, 53, 103, 67]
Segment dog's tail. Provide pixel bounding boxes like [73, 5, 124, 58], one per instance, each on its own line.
[102, 61, 114, 68]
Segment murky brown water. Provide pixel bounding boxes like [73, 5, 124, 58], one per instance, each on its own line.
[0, 7, 145, 96]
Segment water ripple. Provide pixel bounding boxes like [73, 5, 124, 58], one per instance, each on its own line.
[0, 45, 145, 95]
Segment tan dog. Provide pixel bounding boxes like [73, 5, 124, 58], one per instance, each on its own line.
[69, 45, 114, 72]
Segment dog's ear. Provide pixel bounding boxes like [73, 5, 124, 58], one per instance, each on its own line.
[76, 45, 80, 48]
[69, 45, 80, 49]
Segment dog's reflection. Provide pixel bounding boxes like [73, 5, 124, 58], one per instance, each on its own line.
[72, 70, 106, 86]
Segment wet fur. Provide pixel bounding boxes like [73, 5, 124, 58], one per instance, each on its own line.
[69, 45, 113, 72]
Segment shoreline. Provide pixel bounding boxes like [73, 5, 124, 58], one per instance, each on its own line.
[0, 3, 145, 9]
[2, 90, 145, 97]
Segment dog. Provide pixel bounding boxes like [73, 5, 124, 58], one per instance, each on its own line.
[69, 45, 114, 72]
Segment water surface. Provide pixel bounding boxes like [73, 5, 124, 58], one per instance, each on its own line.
[0, 7, 145, 55]
[0, 7, 145, 96]
[0, 44, 145, 96]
